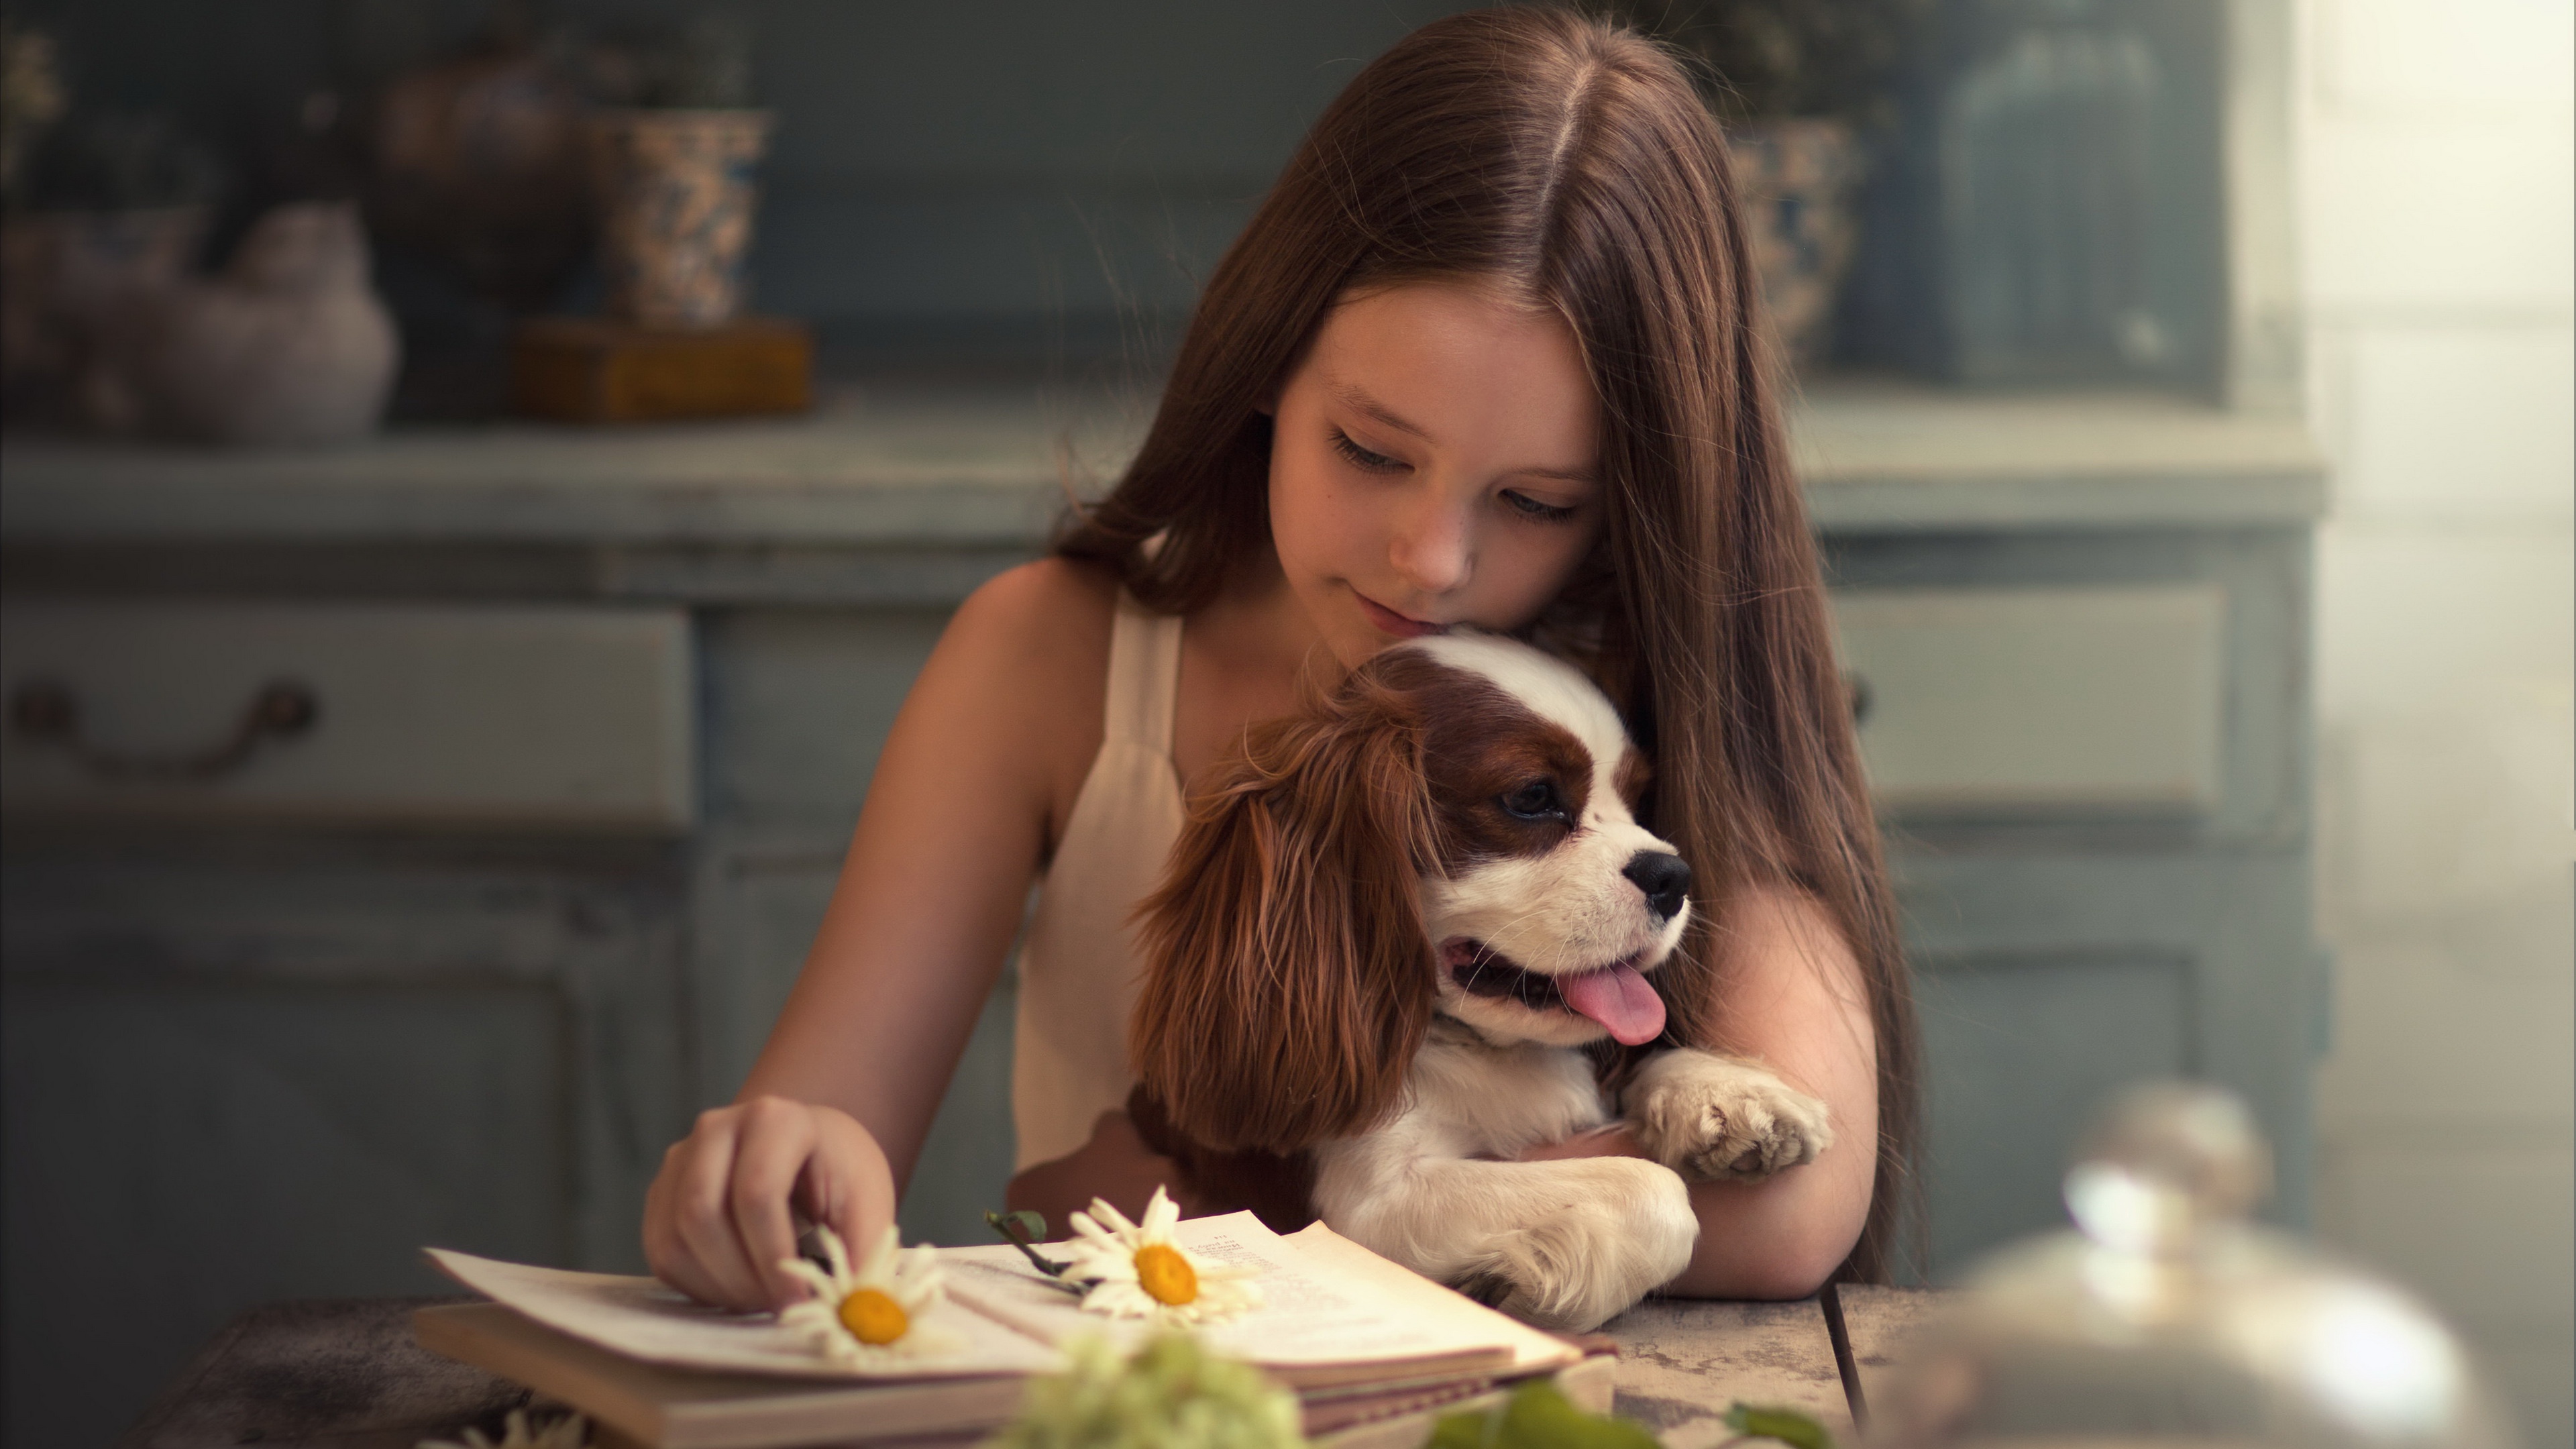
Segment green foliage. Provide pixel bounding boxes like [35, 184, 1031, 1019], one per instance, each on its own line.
[1427, 1378, 1661, 1449]
[990, 1334, 1305, 1449]
[1720, 1403, 1836, 1449]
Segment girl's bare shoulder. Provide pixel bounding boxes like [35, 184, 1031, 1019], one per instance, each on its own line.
[947, 555, 1118, 679]
[934, 557, 1119, 808]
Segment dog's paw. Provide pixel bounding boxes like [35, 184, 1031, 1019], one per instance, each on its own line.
[1625, 1049, 1835, 1183]
[1450, 1159, 1697, 1333]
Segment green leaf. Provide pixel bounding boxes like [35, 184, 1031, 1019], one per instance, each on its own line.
[983, 1208, 1074, 1280]
[1721, 1403, 1835, 1449]
[1427, 1410, 1493, 1449]
[1428, 1377, 1662, 1449]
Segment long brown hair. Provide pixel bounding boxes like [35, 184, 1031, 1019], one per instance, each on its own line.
[1059, 7, 1918, 1282]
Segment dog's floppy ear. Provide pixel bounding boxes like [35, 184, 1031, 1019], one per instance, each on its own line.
[1131, 672, 1439, 1154]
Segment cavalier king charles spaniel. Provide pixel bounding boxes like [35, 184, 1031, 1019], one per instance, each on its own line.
[1128, 631, 1833, 1332]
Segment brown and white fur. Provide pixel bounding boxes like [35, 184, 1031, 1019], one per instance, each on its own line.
[1130, 631, 1833, 1332]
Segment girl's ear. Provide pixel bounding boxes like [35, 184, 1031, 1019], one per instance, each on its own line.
[1130, 688, 1438, 1153]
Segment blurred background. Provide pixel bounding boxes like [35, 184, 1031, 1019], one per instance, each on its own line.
[0, 2, 2564, 1446]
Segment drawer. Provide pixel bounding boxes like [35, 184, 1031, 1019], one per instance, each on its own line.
[1, 602, 694, 830]
[1830, 585, 2226, 812]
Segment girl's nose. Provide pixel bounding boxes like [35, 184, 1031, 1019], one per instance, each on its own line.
[1389, 495, 1472, 595]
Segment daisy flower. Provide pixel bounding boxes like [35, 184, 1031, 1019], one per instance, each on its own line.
[776, 1224, 962, 1367]
[1057, 1186, 1263, 1328]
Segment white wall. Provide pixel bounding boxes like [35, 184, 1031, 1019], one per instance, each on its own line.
[2298, 1, 2575, 1444]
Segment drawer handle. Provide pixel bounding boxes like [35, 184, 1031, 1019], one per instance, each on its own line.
[1844, 672, 1874, 727]
[8, 678, 320, 783]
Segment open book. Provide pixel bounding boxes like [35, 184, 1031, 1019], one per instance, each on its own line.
[419, 1211, 1605, 1449]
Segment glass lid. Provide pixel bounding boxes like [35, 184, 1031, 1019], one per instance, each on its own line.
[1866, 1083, 2519, 1449]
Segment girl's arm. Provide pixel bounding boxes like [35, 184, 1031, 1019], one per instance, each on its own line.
[643, 560, 1117, 1309]
[1519, 884, 1879, 1299]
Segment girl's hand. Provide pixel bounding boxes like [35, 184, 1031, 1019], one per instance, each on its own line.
[642, 1095, 898, 1311]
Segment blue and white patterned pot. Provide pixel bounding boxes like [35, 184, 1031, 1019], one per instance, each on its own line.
[1726, 118, 1864, 368]
[588, 109, 773, 329]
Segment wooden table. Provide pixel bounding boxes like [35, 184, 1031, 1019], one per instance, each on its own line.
[113, 1289, 1946, 1449]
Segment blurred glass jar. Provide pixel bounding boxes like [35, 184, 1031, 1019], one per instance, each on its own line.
[1870, 1083, 2519, 1449]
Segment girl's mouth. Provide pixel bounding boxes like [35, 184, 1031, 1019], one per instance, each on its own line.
[1354, 591, 1446, 639]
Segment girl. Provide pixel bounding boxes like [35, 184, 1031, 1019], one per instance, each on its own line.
[643, 7, 1918, 1309]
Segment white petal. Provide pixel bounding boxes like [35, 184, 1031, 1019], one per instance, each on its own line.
[1060, 1245, 1139, 1284]
[777, 1258, 839, 1301]
[1085, 1197, 1141, 1236]
[1141, 1185, 1179, 1236]
[1079, 1281, 1157, 1318]
[1066, 1237, 1148, 1268]
[858, 1224, 903, 1277]
[1058, 1237, 1126, 1269]
[815, 1224, 855, 1281]
[777, 1302, 836, 1342]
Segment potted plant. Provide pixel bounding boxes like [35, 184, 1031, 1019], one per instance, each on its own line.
[1599, 0, 1931, 367]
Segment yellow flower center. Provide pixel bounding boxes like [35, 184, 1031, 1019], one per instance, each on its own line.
[839, 1288, 910, 1346]
[1134, 1243, 1199, 1306]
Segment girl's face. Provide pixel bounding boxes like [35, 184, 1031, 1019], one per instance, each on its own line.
[1267, 280, 1605, 669]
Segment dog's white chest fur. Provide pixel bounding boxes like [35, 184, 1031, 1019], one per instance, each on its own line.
[1373, 1020, 1611, 1159]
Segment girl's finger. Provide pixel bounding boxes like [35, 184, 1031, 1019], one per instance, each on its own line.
[804, 1114, 898, 1267]
[727, 1097, 822, 1309]
[647, 1200, 730, 1307]
[647, 1136, 733, 1304]
[667, 1110, 775, 1309]
[641, 1146, 707, 1293]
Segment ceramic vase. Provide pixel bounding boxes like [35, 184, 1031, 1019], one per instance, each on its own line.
[1725, 119, 1864, 368]
[588, 109, 773, 328]
[129, 201, 400, 445]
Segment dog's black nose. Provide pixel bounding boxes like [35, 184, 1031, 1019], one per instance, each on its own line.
[1623, 851, 1691, 920]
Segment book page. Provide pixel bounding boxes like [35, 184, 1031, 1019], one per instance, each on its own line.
[427, 1248, 1064, 1381]
[938, 1212, 1576, 1379]
[1281, 1221, 1577, 1374]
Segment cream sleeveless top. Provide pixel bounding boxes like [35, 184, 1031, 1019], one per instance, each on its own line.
[1010, 590, 1189, 1170]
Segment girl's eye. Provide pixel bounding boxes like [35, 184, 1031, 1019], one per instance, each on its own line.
[1501, 780, 1561, 820]
[1328, 430, 1405, 474]
[1500, 489, 1580, 523]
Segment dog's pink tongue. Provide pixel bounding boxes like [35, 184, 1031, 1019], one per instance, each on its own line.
[1558, 964, 1666, 1045]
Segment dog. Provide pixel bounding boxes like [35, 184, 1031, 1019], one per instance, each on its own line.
[1129, 631, 1835, 1331]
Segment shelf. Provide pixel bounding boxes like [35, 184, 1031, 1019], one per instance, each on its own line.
[1, 382, 2322, 548]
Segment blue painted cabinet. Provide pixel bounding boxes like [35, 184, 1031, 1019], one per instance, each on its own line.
[0, 389, 2320, 1446]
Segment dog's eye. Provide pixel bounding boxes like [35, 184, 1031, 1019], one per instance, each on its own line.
[1501, 780, 1561, 820]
